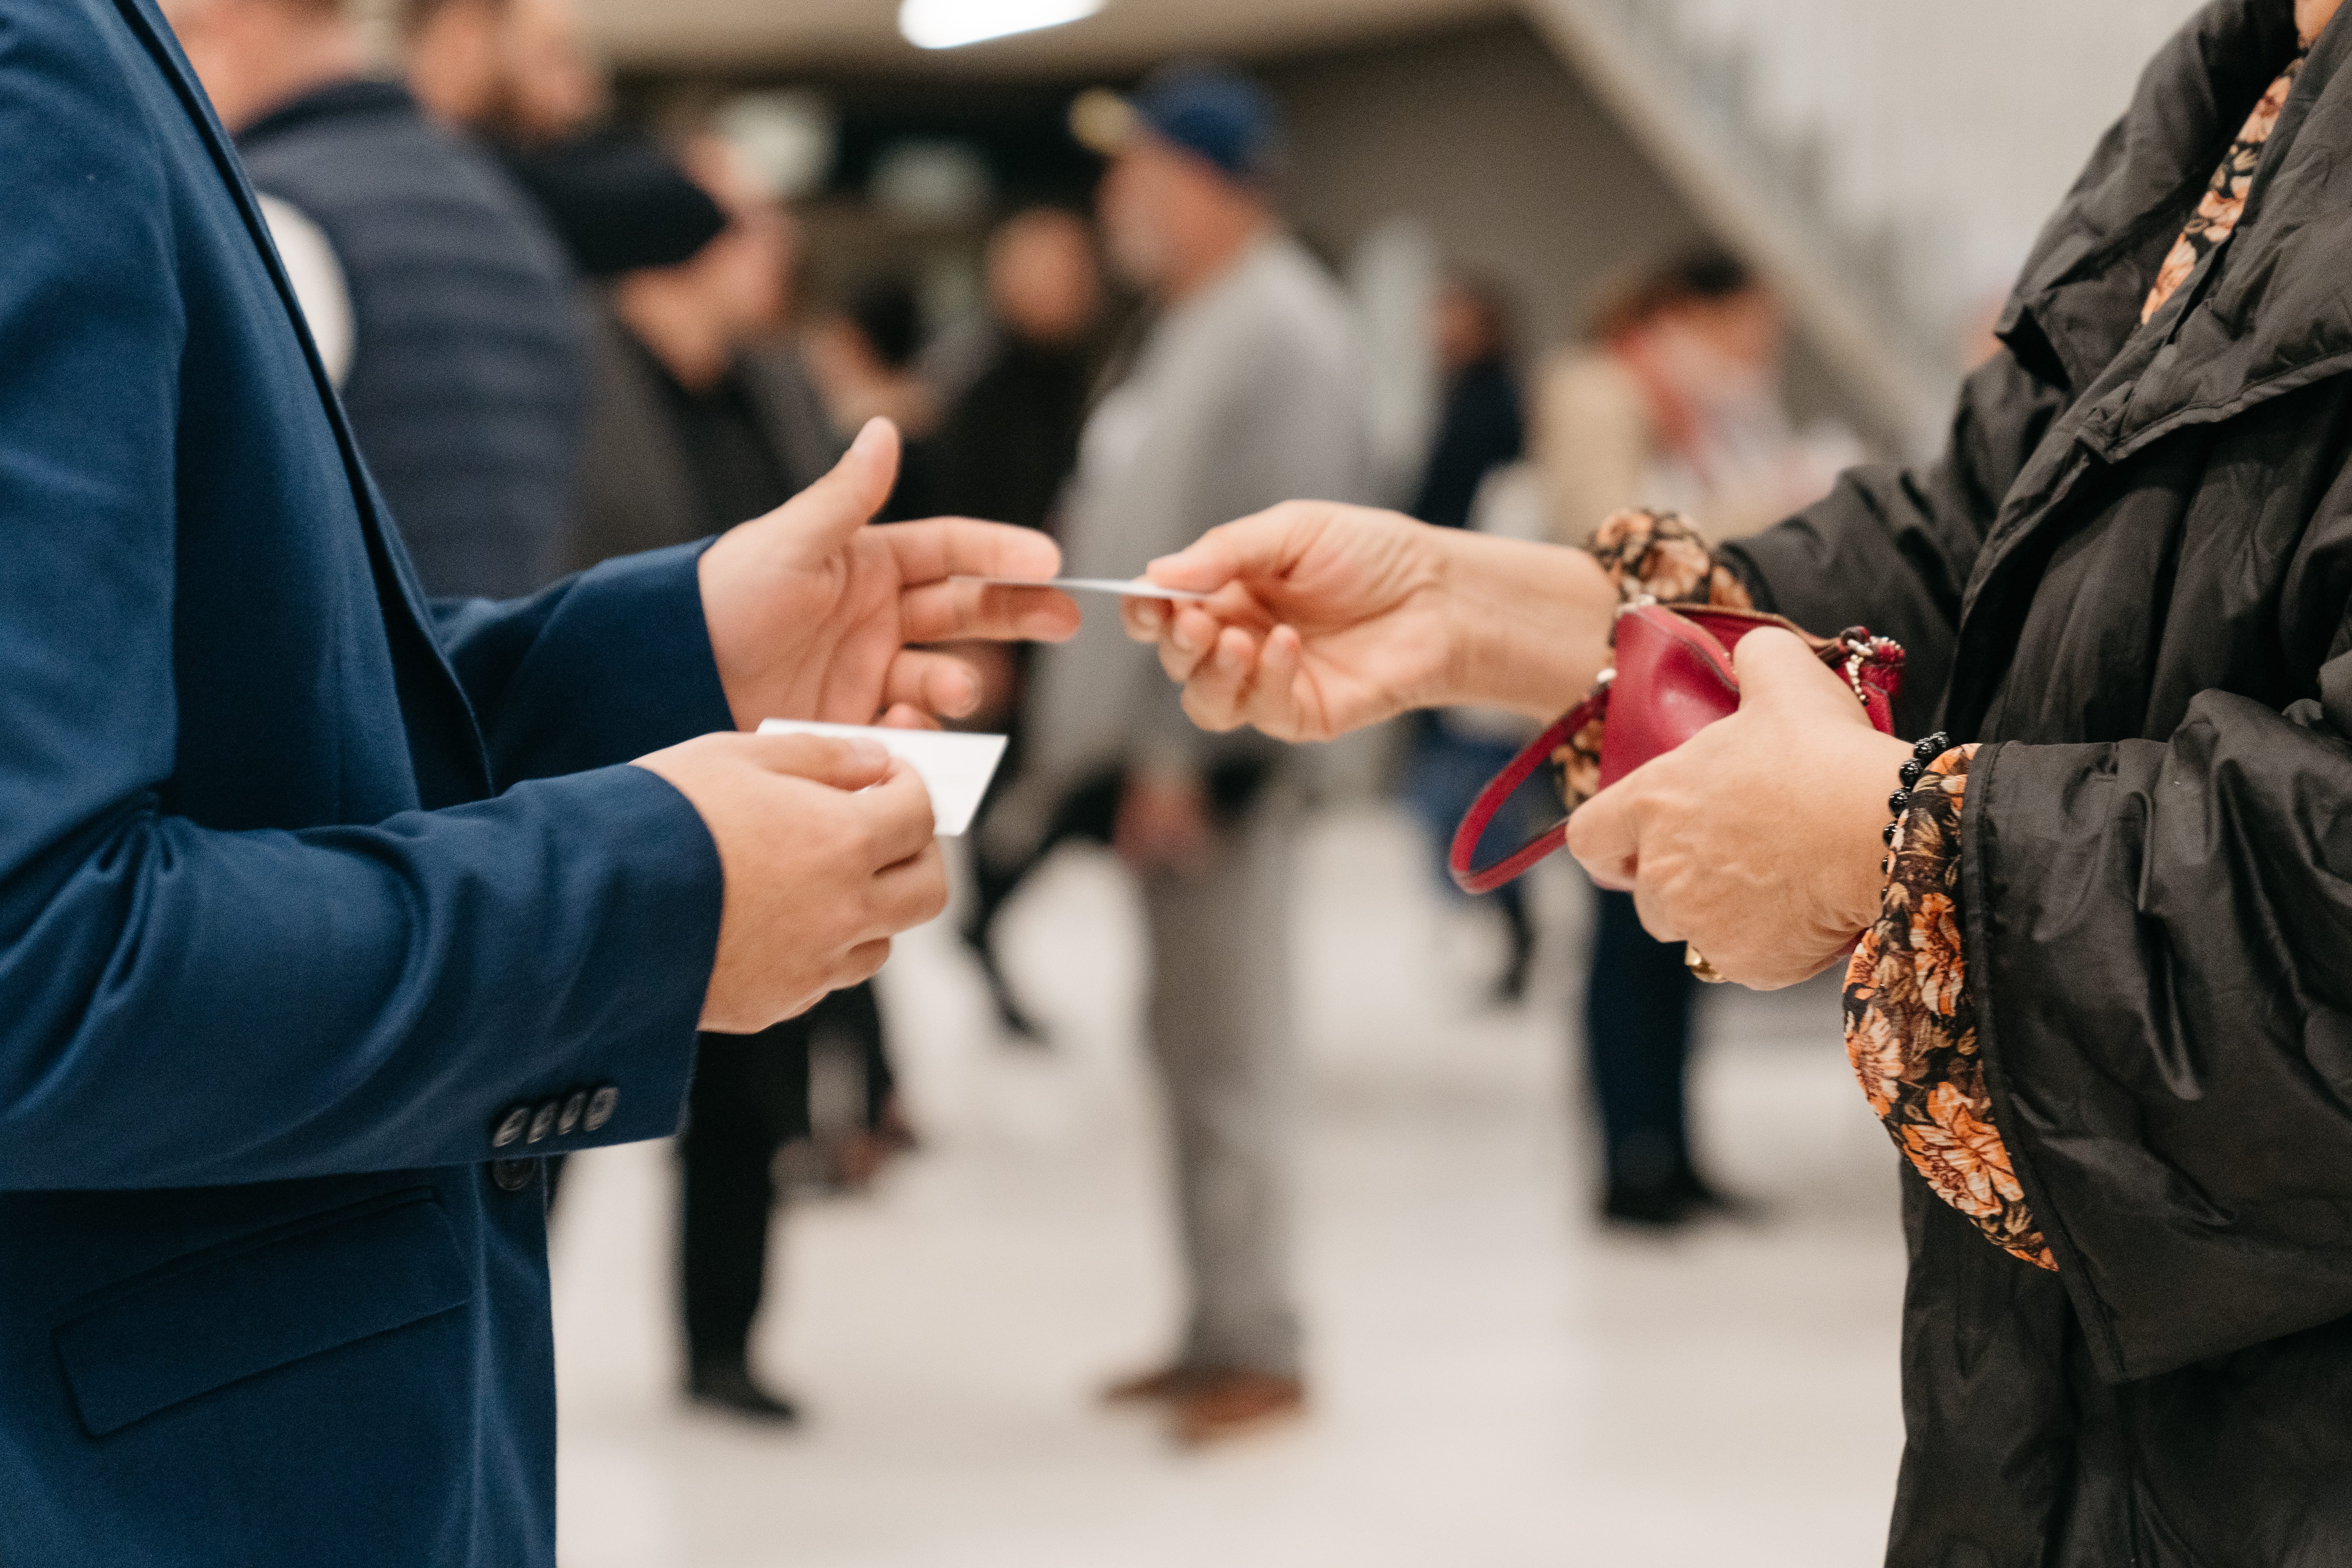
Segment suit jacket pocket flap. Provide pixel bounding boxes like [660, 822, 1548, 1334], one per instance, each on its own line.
[54, 1192, 471, 1437]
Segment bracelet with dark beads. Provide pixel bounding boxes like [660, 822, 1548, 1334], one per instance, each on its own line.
[1882, 731, 1952, 855]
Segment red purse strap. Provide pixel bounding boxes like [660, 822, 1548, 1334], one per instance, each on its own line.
[1446, 692, 1597, 895]
[1445, 612, 1903, 897]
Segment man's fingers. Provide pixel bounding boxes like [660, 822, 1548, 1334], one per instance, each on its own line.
[836, 938, 895, 989]
[866, 840, 949, 934]
[882, 649, 980, 719]
[899, 574, 1080, 645]
[1563, 780, 1640, 891]
[880, 513, 1061, 591]
[766, 417, 899, 556]
[853, 760, 937, 867]
[1734, 626, 1871, 727]
[731, 732, 893, 790]
[876, 702, 942, 730]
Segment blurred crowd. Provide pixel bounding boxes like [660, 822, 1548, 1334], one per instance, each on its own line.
[164, 0, 1857, 1449]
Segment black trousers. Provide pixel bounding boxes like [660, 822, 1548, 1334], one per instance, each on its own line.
[1584, 889, 1697, 1187]
[678, 984, 885, 1371]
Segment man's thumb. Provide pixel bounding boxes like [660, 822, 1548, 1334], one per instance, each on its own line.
[1732, 625, 1869, 725]
[779, 417, 899, 549]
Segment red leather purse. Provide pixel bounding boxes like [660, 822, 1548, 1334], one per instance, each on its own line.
[1446, 602, 1904, 895]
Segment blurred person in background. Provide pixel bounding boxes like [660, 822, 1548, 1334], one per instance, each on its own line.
[404, 0, 599, 148]
[562, 135, 902, 1425]
[1398, 269, 1536, 1005]
[989, 63, 1373, 1445]
[922, 207, 1114, 1041]
[921, 207, 1108, 535]
[1535, 248, 1852, 549]
[805, 275, 940, 487]
[168, 0, 586, 599]
[1532, 249, 1849, 1228]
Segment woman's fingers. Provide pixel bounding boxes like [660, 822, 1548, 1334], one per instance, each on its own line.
[1177, 626, 1263, 733]
[1256, 624, 1310, 734]
[1153, 604, 1221, 684]
[1563, 777, 1641, 891]
[1123, 596, 1171, 643]
[1733, 625, 1872, 725]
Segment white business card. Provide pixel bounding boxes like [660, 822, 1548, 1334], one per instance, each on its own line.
[754, 719, 1007, 837]
[953, 575, 1211, 602]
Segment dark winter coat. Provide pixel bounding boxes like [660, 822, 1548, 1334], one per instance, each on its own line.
[1726, 2, 2352, 1559]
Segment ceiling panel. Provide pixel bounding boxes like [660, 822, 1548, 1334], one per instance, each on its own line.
[581, 0, 1516, 75]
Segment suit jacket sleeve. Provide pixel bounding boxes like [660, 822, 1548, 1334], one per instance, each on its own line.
[429, 541, 738, 787]
[0, 7, 715, 1190]
[1722, 348, 2070, 736]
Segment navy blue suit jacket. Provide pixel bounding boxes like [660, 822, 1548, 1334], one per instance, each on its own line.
[0, 3, 735, 1561]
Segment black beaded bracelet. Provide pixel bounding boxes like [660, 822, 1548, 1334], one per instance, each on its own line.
[1882, 730, 1952, 849]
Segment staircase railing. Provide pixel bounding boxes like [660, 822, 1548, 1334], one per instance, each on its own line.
[1522, 0, 2204, 450]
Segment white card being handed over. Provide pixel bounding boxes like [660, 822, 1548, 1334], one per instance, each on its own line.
[755, 719, 1006, 837]
[953, 575, 1210, 602]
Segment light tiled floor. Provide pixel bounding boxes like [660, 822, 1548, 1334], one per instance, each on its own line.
[550, 803, 1908, 1568]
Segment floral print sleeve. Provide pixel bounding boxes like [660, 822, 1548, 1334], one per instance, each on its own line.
[1844, 746, 2055, 1271]
[1555, 509, 1754, 807]
[1583, 507, 1754, 610]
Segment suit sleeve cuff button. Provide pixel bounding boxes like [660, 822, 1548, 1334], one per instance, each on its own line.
[584, 1085, 619, 1132]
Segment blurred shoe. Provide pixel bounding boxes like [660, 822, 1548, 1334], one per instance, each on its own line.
[1601, 1163, 1754, 1230]
[1170, 1370, 1307, 1447]
[1099, 1363, 1206, 1405]
[1602, 1177, 1693, 1229]
[687, 1362, 801, 1425]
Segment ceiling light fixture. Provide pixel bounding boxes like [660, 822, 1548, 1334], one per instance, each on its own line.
[898, 0, 1104, 50]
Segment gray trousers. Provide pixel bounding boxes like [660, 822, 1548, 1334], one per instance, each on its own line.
[1140, 787, 1302, 1377]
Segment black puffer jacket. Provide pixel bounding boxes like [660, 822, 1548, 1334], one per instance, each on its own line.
[1725, 2, 2352, 1560]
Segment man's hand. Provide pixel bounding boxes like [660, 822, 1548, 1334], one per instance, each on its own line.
[1563, 628, 1912, 990]
[698, 418, 1081, 731]
[1121, 501, 1616, 742]
[633, 731, 946, 1032]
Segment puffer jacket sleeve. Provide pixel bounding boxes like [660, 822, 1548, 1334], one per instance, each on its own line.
[1723, 347, 2070, 737]
[1964, 631, 2352, 1381]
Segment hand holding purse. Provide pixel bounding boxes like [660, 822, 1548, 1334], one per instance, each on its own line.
[1447, 601, 1904, 896]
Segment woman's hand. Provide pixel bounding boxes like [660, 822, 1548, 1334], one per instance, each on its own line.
[698, 418, 1082, 731]
[1565, 628, 1914, 990]
[1121, 500, 1617, 742]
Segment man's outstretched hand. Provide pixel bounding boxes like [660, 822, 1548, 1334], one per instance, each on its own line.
[1121, 501, 1617, 742]
[699, 418, 1081, 731]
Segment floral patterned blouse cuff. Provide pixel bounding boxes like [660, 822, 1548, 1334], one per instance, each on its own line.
[1842, 745, 2056, 1271]
[1584, 508, 1755, 609]
[1552, 510, 1756, 814]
